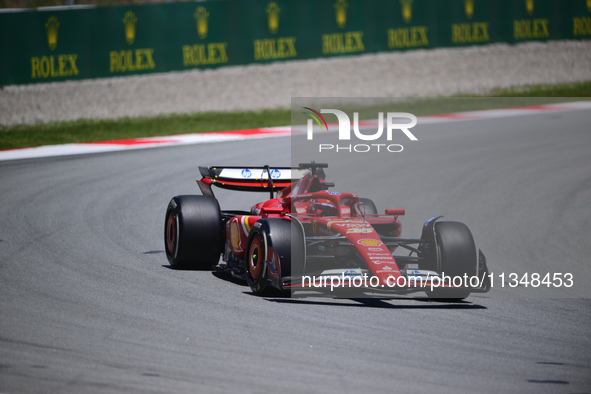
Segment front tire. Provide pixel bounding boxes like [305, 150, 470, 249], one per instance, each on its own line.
[426, 221, 476, 300]
[164, 195, 223, 270]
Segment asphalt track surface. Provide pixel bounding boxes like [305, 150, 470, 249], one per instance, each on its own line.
[1, 109, 590, 393]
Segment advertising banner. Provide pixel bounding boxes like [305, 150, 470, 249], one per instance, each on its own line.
[0, 0, 587, 85]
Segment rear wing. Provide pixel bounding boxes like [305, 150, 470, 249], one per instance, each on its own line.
[197, 166, 308, 197]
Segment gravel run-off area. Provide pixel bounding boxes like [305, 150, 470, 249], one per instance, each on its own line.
[1, 39, 590, 126]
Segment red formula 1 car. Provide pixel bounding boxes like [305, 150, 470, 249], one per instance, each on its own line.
[164, 163, 490, 299]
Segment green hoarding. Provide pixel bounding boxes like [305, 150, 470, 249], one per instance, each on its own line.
[0, 0, 589, 86]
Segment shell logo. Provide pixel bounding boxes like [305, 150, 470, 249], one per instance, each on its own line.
[357, 239, 382, 247]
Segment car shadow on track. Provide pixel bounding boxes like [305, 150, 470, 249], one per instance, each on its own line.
[160, 264, 225, 272]
[263, 297, 487, 309]
[211, 271, 250, 286]
[208, 269, 487, 309]
[143, 250, 164, 255]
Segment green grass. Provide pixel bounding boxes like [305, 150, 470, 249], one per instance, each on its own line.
[0, 109, 291, 150]
[313, 81, 591, 121]
[1, 80, 590, 150]
[476, 80, 591, 97]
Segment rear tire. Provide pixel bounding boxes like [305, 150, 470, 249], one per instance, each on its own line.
[164, 195, 223, 270]
[245, 225, 269, 295]
[290, 220, 306, 282]
[426, 221, 476, 301]
[245, 219, 302, 296]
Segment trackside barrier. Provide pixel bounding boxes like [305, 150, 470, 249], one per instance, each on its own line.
[1, 0, 590, 85]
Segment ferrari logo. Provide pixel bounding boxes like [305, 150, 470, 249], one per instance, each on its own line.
[45, 16, 59, 50]
[123, 11, 137, 45]
[464, 0, 474, 19]
[194, 6, 209, 39]
[334, 0, 348, 29]
[526, 0, 534, 15]
[266, 2, 280, 34]
[400, 0, 413, 24]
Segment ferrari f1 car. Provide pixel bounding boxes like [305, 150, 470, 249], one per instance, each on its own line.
[164, 163, 490, 299]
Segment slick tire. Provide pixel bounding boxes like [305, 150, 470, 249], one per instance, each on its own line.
[245, 218, 303, 296]
[426, 221, 477, 301]
[164, 195, 223, 270]
[245, 224, 270, 295]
